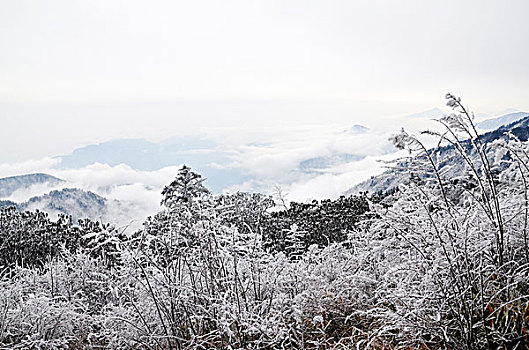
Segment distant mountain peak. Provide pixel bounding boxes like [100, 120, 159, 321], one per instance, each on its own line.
[0, 173, 62, 182]
[0, 173, 64, 198]
[345, 115, 529, 196]
[22, 188, 108, 222]
[406, 108, 446, 120]
[477, 111, 529, 130]
[299, 153, 363, 172]
[342, 124, 369, 134]
[55, 136, 248, 192]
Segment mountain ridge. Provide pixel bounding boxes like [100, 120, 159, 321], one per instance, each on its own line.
[0, 173, 64, 198]
[345, 115, 529, 196]
[477, 111, 529, 130]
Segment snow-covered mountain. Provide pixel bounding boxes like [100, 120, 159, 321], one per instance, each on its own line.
[0, 186, 108, 219]
[0, 186, 146, 229]
[342, 124, 369, 134]
[0, 173, 64, 198]
[0, 199, 17, 208]
[0, 173, 150, 228]
[345, 115, 529, 196]
[477, 111, 529, 130]
[21, 188, 108, 221]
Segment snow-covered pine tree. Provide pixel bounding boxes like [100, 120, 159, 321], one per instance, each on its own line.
[161, 164, 210, 209]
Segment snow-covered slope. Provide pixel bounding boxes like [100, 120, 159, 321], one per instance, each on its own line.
[345, 116, 529, 196]
[477, 111, 529, 130]
[405, 108, 446, 120]
[20, 188, 108, 221]
[0, 173, 64, 198]
[0, 180, 148, 229]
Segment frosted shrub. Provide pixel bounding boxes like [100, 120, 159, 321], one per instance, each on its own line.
[372, 94, 529, 348]
[0, 253, 117, 349]
[119, 203, 383, 348]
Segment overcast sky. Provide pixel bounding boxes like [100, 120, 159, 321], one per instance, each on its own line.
[1, 0, 529, 162]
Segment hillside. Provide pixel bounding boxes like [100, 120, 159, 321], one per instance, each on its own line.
[0, 173, 64, 198]
[477, 111, 529, 130]
[20, 188, 108, 221]
[0, 174, 110, 222]
[346, 115, 529, 195]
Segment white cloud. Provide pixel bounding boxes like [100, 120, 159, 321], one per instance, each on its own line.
[0, 115, 447, 223]
[226, 150, 406, 203]
[49, 163, 182, 225]
[6, 182, 64, 203]
[52, 162, 180, 190]
[0, 160, 179, 227]
[0, 122, 405, 207]
[227, 125, 397, 181]
[285, 152, 407, 202]
[0, 157, 61, 178]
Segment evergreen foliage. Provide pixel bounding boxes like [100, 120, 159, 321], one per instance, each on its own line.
[262, 195, 371, 254]
[0, 206, 126, 271]
[161, 164, 210, 209]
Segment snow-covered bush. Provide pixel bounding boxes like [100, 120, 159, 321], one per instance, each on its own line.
[371, 94, 529, 348]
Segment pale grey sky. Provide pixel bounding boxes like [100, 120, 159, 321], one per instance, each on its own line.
[1, 0, 528, 162]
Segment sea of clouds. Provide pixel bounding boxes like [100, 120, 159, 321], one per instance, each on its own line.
[0, 109, 455, 226]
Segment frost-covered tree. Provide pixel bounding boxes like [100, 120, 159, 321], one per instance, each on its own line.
[161, 165, 210, 209]
[262, 195, 371, 254]
[0, 207, 126, 271]
[370, 93, 529, 349]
